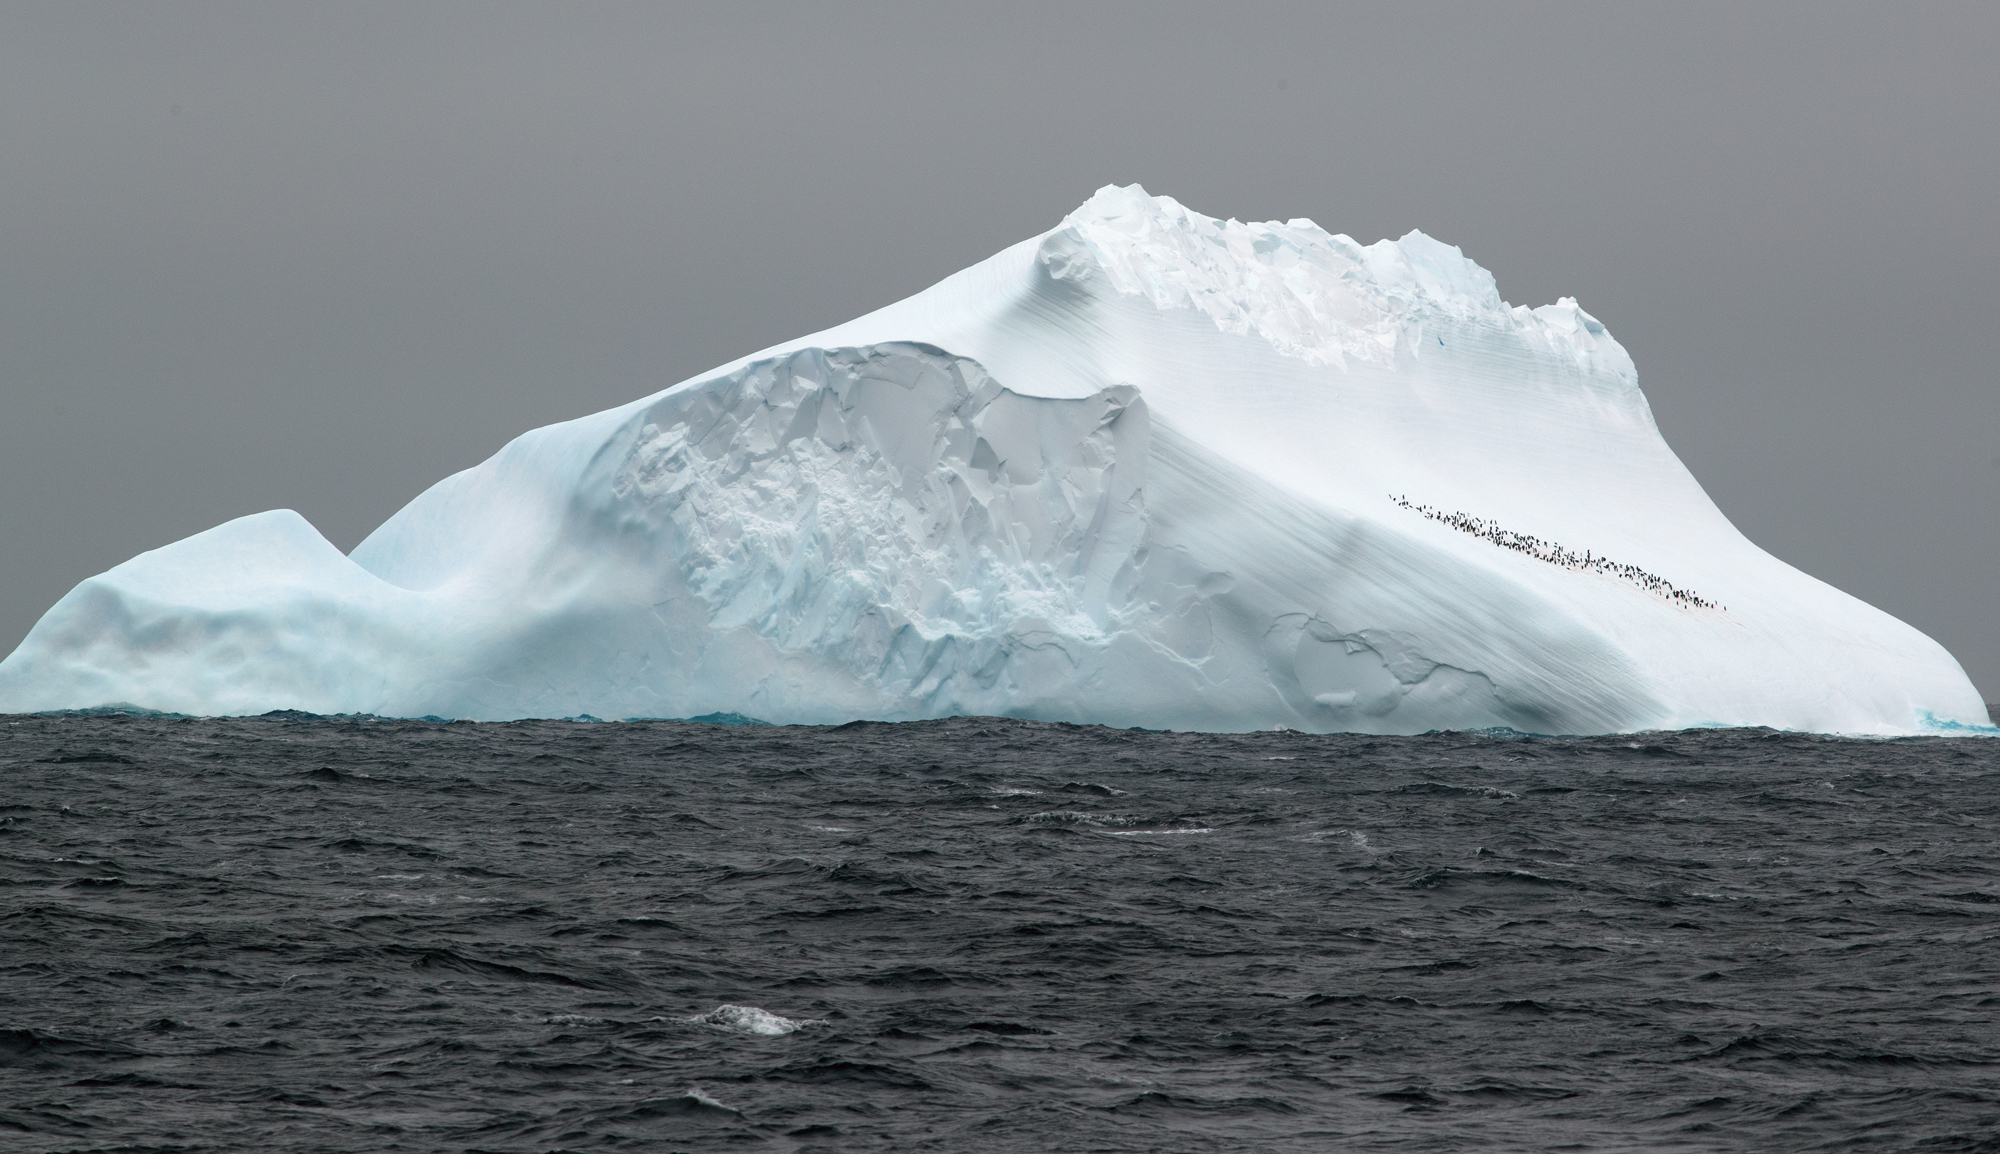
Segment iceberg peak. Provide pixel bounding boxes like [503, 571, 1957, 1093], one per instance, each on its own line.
[1038, 184, 1615, 384]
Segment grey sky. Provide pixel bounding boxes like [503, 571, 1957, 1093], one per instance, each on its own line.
[2, 2, 1995, 702]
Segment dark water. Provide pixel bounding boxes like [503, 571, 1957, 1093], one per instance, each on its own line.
[4, 714, 2000, 1153]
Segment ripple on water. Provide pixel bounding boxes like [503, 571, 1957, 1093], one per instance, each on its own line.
[0, 713, 1994, 1152]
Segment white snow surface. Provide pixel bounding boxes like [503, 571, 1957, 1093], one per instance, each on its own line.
[0, 185, 1985, 734]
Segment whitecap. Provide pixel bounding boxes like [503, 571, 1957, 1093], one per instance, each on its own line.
[671, 1004, 824, 1036]
[680, 1087, 738, 1114]
[1023, 810, 1103, 825]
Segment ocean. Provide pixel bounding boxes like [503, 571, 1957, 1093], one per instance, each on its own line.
[4, 712, 1998, 1152]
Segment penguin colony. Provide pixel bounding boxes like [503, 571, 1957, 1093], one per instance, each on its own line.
[1391, 495, 1723, 611]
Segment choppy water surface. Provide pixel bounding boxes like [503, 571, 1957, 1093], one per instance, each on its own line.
[4, 714, 1999, 1152]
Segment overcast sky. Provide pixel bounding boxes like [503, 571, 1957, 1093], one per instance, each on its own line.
[2, 1, 1995, 702]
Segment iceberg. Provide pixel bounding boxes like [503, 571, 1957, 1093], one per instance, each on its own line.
[0, 186, 1985, 734]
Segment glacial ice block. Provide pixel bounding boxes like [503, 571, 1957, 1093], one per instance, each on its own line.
[0, 185, 1986, 733]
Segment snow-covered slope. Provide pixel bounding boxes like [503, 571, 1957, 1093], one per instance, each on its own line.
[1, 186, 1985, 733]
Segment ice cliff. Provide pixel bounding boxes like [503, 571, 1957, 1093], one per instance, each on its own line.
[0, 186, 1985, 734]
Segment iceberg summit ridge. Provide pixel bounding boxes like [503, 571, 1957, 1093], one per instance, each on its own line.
[1043, 186, 1635, 384]
[0, 185, 1986, 734]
